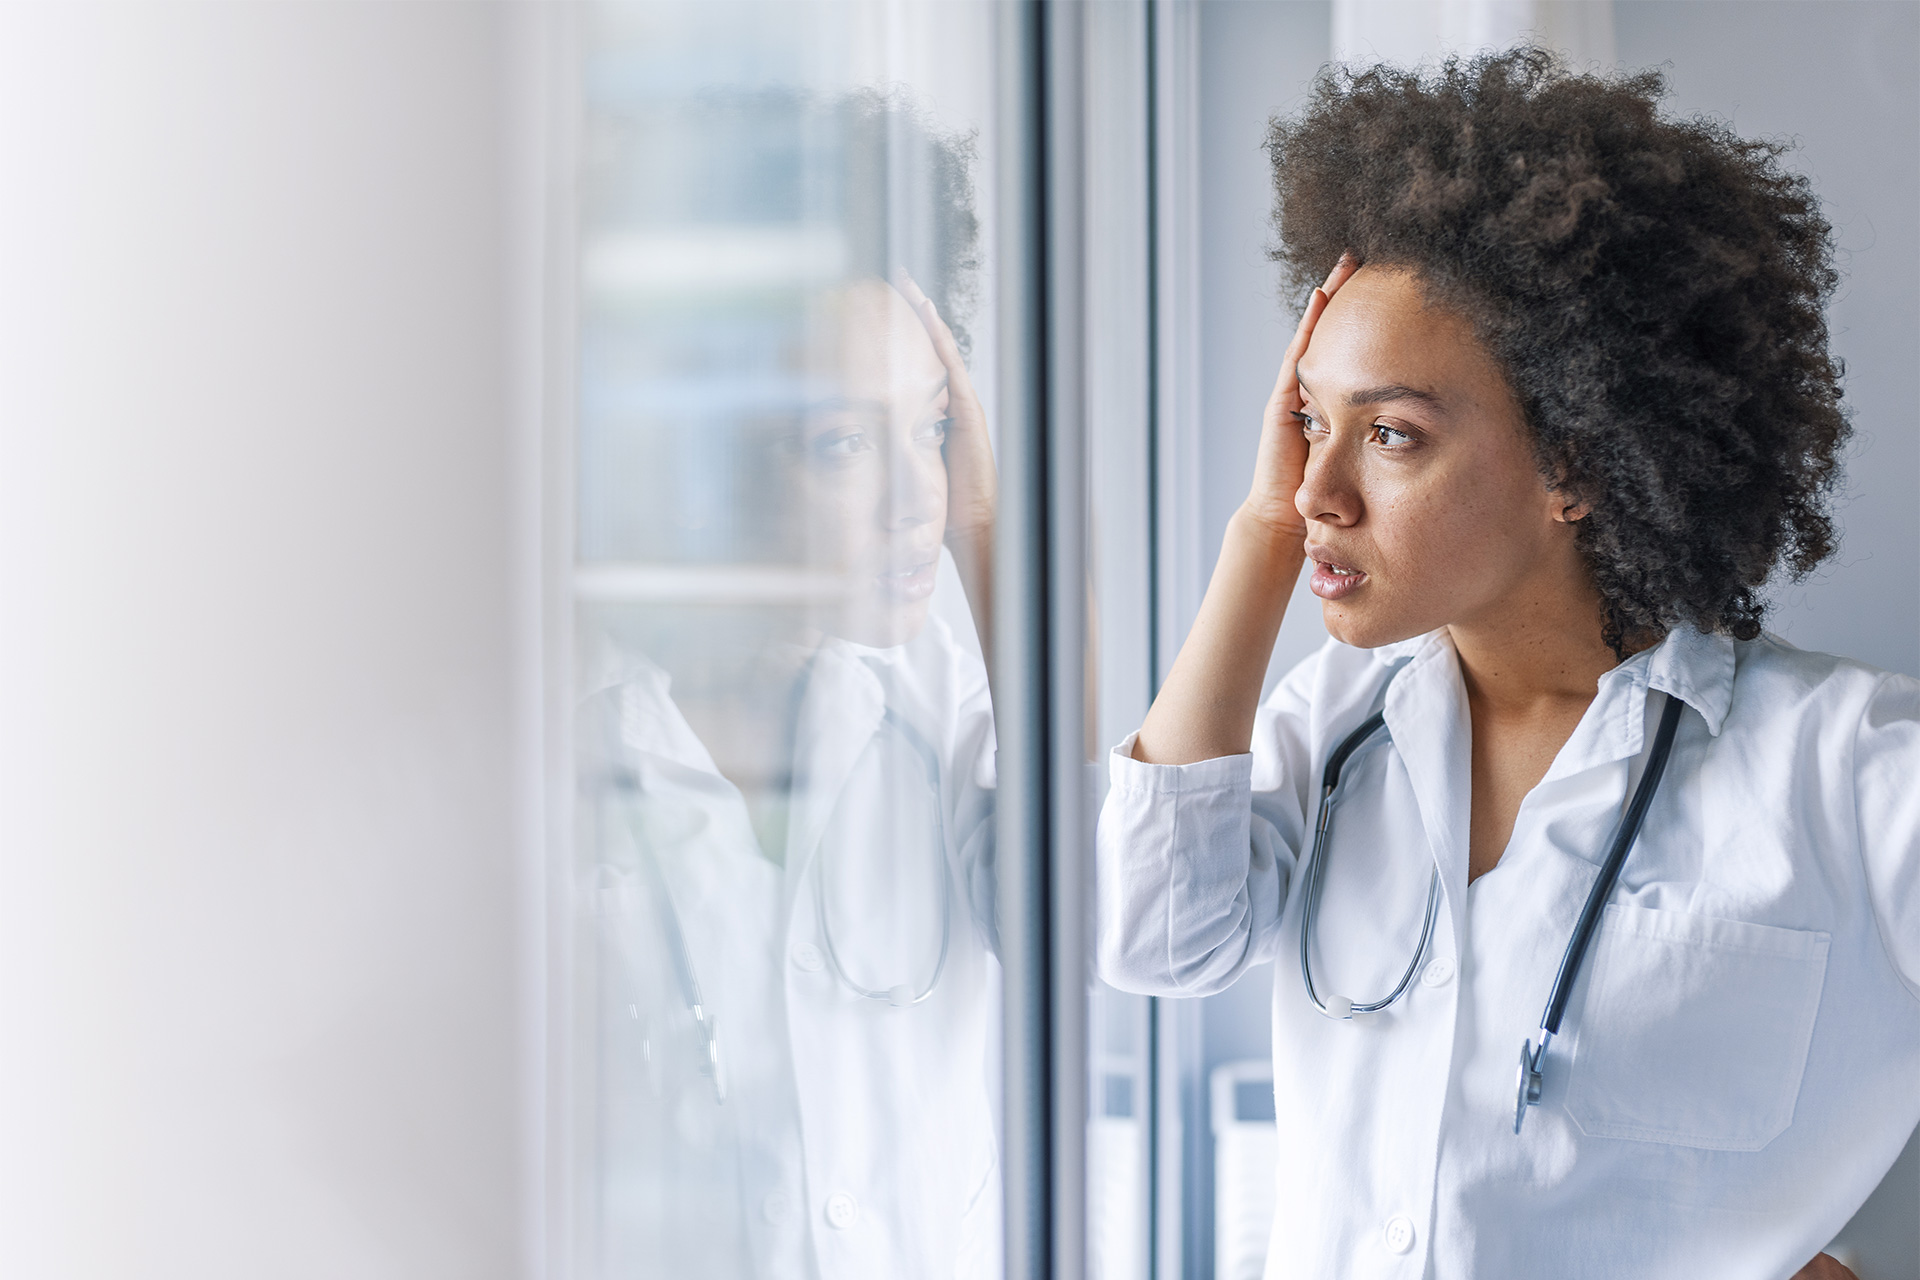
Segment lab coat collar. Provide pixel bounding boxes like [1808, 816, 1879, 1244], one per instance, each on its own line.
[1640, 622, 1735, 737]
[786, 642, 886, 877]
[1541, 622, 1735, 784]
[1369, 622, 1733, 940]
[609, 654, 725, 777]
[1380, 630, 1474, 937]
[586, 631, 932, 875]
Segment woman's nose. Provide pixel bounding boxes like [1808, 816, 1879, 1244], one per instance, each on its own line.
[1294, 438, 1361, 529]
[883, 439, 945, 531]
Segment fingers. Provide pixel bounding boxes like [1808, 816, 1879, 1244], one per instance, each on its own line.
[1268, 251, 1359, 413]
[1322, 251, 1359, 297]
[895, 269, 981, 407]
[896, 270, 954, 357]
[1291, 255, 1358, 366]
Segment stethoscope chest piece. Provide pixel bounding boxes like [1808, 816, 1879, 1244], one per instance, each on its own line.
[1515, 1038, 1545, 1135]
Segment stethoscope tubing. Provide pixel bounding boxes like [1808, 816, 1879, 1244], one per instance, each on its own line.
[1298, 686, 1685, 1137]
[1516, 690, 1682, 1130]
[1299, 710, 1441, 1017]
[1539, 691, 1683, 1038]
[605, 691, 955, 1114]
[813, 707, 953, 1007]
[609, 771, 729, 1105]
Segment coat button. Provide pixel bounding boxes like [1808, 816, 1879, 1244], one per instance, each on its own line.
[791, 942, 825, 973]
[1383, 1215, 1415, 1254]
[824, 1191, 858, 1229]
[1421, 958, 1454, 987]
[761, 1191, 793, 1224]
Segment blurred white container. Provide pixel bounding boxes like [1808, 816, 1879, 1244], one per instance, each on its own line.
[1211, 1059, 1278, 1280]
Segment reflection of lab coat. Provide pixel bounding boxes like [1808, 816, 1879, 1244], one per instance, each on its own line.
[583, 617, 1001, 1280]
[1097, 624, 1920, 1279]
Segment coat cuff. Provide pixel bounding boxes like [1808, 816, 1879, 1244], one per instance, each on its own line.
[1108, 732, 1254, 794]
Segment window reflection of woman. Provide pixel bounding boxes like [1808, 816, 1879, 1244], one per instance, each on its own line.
[587, 93, 1002, 1280]
[666, 270, 990, 870]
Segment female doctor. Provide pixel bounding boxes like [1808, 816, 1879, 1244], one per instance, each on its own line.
[1096, 51, 1918, 1280]
[580, 95, 1004, 1279]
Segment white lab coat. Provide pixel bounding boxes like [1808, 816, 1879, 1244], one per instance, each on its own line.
[583, 617, 1001, 1280]
[1096, 624, 1920, 1279]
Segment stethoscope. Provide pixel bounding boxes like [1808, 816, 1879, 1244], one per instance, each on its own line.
[1299, 689, 1683, 1135]
[812, 707, 953, 1009]
[609, 703, 953, 1107]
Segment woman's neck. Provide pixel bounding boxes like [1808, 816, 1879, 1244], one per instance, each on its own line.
[661, 628, 820, 780]
[1446, 582, 1622, 719]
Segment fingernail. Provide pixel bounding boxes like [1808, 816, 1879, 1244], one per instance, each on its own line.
[1313, 287, 1328, 306]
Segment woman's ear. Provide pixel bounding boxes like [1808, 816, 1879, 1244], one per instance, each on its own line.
[1545, 471, 1590, 523]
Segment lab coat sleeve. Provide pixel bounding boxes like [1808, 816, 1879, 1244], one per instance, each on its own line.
[943, 635, 1001, 957]
[1095, 652, 1319, 997]
[1853, 671, 1920, 1005]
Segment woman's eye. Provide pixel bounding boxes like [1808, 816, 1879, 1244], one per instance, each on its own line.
[1369, 423, 1413, 447]
[915, 416, 951, 445]
[1292, 410, 1324, 437]
[813, 430, 874, 460]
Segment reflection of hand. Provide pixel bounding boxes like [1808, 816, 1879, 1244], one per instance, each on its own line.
[896, 271, 994, 684]
[898, 273, 996, 544]
[1244, 254, 1358, 539]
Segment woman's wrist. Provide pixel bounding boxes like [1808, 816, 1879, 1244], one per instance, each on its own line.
[1229, 501, 1309, 559]
[944, 520, 994, 555]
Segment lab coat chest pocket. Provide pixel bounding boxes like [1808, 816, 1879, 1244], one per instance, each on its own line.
[1564, 904, 1830, 1151]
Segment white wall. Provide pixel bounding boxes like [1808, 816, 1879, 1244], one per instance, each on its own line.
[0, 7, 541, 1277]
[1614, 0, 1920, 679]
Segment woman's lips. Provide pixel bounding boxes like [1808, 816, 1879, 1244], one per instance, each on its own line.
[1308, 557, 1368, 601]
[876, 558, 939, 602]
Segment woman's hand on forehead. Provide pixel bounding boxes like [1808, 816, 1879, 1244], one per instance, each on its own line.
[1244, 254, 1359, 539]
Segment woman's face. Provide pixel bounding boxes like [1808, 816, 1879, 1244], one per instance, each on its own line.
[1292, 265, 1582, 649]
[794, 278, 951, 648]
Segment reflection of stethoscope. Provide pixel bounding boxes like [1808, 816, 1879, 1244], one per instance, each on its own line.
[814, 708, 953, 1008]
[610, 703, 952, 1107]
[1298, 690, 1682, 1136]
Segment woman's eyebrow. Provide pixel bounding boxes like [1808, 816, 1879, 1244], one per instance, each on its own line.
[805, 396, 888, 417]
[802, 374, 949, 421]
[1297, 375, 1448, 414]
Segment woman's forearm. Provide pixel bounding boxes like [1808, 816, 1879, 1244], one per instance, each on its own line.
[1132, 506, 1304, 765]
[947, 527, 994, 694]
[1132, 258, 1354, 766]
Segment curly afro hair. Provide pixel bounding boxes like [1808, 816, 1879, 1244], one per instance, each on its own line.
[1266, 48, 1849, 653]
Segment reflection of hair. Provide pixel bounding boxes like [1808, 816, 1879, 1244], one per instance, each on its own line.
[834, 88, 981, 357]
[1267, 49, 1848, 653]
[657, 86, 980, 352]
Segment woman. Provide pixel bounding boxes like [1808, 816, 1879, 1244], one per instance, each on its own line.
[1096, 51, 1915, 1280]
[583, 93, 1003, 1278]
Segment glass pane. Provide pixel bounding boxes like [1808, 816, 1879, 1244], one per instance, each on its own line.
[571, 3, 1005, 1276]
[1082, 5, 1156, 1274]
